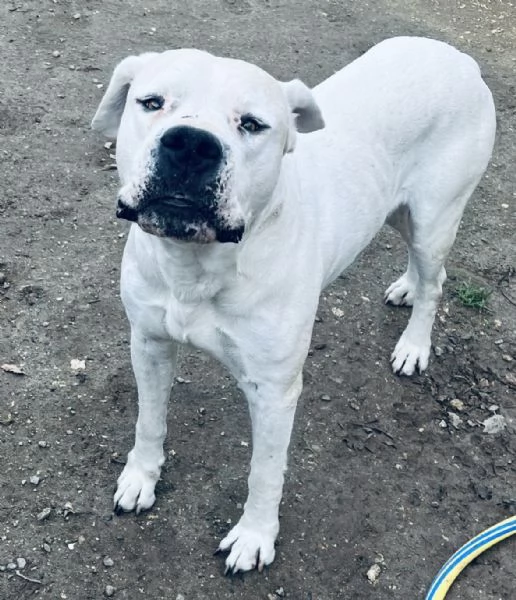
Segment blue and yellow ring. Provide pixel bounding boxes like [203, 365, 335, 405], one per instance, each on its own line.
[425, 515, 516, 599]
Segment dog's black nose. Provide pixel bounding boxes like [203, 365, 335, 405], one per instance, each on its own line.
[160, 126, 223, 171]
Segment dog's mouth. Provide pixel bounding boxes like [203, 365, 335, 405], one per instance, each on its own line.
[159, 194, 198, 211]
[116, 197, 245, 244]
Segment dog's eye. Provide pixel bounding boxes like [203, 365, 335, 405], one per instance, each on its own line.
[239, 115, 269, 134]
[137, 96, 165, 112]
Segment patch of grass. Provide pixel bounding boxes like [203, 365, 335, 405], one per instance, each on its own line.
[456, 282, 492, 310]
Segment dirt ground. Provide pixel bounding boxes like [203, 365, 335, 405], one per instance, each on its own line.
[1, 1, 515, 599]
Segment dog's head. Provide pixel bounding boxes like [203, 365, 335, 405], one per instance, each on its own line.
[92, 50, 324, 243]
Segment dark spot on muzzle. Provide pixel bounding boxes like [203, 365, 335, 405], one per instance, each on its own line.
[116, 198, 138, 222]
[216, 223, 245, 243]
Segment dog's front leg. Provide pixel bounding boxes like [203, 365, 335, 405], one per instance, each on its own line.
[218, 374, 302, 573]
[114, 330, 178, 514]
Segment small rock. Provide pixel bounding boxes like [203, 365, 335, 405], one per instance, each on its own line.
[448, 412, 462, 429]
[0, 272, 6, 284]
[439, 420, 447, 428]
[7, 562, 16, 571]
[105, 586, 115, 597]
[175, 595, 185, 600]
[320, 393, 331, 401]
[73, 12, 81, 19]
[449, 398, 464, 411]
[52, 50, 61, 57]
[38, 440, 48, 448]
[483, 414, 507, 434]
[103, 557, 114, 567]
[16, 558, 26, 569]
[433, 345, 443, 357]
[502, 354, 513, 362]
[30, 475, 40, 486]
[366, 563, 381, 584]
[275, 587, 285, 597]
[37, 507, 52, 521]
[42, 543, 51, 553]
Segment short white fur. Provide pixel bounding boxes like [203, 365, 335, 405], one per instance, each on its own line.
[92, 37, 496, 573]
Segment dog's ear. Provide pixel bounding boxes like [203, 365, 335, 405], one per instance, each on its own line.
[282, 79, 325, 134]
[91, 53, 158, 138]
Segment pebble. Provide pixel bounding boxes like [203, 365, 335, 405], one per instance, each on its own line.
[448, 412, 462, 429]
[175, 595, 185, 600]
[103, 557, 114, 567]
[439, 420, 447, 428]
[7, 562, 16, 571]
[275, 587, 285, 597]
[105, 586, 115, 597]
[320, 393, 331, 401]
[433, 345, 443, 357]
[52, 50, 61, 58]
[37, 507, 52, 521]
[42, 543, 51, 553]
[16, 558, 26, 569]
[0, 272, 6, 284]
[502, 354, 513, 362]
[73, 12, 81, 19]
[38, 440, 48, 448]
[366, 563, 381, 584]
[449, 398, 464, 411]
[483, 414, 507, 434]
[30, 475, 40, 486]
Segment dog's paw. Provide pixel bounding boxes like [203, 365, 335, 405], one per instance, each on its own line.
[217, 521, 277, 574]
[384, 274, 416, 306]
[114, 457, 159, 514]
[391, 333, 430, 376]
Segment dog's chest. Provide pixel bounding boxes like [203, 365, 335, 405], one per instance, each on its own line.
[164, 299, 214, 346]
[164, 298, 247, 379]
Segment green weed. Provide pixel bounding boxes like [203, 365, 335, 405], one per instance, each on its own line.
[456, 282, 492, 310]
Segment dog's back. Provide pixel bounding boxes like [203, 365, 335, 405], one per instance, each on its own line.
[293, 37, 496, 287]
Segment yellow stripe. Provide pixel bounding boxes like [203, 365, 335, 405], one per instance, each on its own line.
[430, 521, 516, 600]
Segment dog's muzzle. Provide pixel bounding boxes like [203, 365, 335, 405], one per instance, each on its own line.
[117, 125, 245, 244]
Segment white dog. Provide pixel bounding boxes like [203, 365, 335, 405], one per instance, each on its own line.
[92, 37, 495, 573]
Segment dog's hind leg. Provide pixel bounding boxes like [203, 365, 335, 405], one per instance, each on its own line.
[385, 204, 422, 307]
[389, 180, 481, 376]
